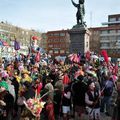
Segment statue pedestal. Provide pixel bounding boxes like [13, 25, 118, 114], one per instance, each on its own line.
[69, 25, 90, 54]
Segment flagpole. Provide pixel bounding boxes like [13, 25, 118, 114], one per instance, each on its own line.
[30, 35, 32, 56]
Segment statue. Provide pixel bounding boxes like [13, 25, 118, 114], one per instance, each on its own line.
[71, 0, 85, 25]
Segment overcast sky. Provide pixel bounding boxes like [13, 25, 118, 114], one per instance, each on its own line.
[0, 0, 120, 32]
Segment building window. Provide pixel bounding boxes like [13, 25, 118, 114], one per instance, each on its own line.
[48, 44, 53, 48]
[118, 17, 120, 21]
[49, 50, 53, 54]
[48, 33, 54, 36]
[117, 30, 120, 33]
[54, 44, 59, 48]
[60, 33, 65, 36]
[101, 30, 108, 34]
[66, 51, 69, 54]
[117, 36, 120, 40]
[60, 50, 65, 53]
[109, 36, 116, 41]
[54, 50, 59, 54]
[22, 31, 24, 35]
[48, 39, 53, 42]
[86, 42, 88, 47]
[54, 33, 59, 36]
[49, 39, 52, 42]
[109, 30, 116, 33]
[101, 43, 109, 47]
[116, 40, 120, 46]
[101, 36, 109, 40]
[26, 32, 28, 35]
[109, 17, 116, 22]
[60, 39, 65, 42]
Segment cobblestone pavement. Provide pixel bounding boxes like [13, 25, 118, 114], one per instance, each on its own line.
[68, 88, 117, 120]
[14, 89, 117, 120]
[69, 113, 111, 120]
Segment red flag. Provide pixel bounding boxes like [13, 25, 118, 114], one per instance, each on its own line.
[37, 83, 42, 95]
[86, 51, 91, 60]
[63, 74, 71, 85]
[101, 50, 109, 63]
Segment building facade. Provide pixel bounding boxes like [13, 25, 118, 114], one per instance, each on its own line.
[46, 30, 70, 56]
[40, 33, 47, 52]
[0, 21, 42, 56]
[89, 14, 120, 58]
[89, 27, 101, 53]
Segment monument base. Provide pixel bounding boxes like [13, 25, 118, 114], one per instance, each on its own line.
[72, 22, 87, 29]
[69, 25, 90, 54]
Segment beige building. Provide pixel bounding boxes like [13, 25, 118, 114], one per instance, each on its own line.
[0, 21, 42, 56]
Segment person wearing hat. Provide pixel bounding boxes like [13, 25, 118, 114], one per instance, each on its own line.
[6, 63, 14, 77]
[44, 77, 55, 120]
[0, 81, 8, 92]
[0, 81, 14, 120]
[72, 75, 87, 120]
[14, 70, 21, 83]
[54, 79, 64, 119]
[85, 81, 101, 120]
[22, 69, 32, 83]
[112, 84, 120, 120]
[22, 81, 35, 100]
[62, 84, 71, 120]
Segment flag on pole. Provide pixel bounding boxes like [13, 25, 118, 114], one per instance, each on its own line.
[101, 50, 109, 63]
[14, 40, 20, 50]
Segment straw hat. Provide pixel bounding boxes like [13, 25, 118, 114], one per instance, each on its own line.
[22, 69, 30, 75]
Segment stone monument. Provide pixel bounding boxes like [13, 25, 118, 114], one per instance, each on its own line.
[69, 0, 90, 54]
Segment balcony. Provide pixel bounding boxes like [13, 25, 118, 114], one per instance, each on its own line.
[100, 33, 120, 36]
[100, 46, 110, 49]
[100, 40, 110, 43]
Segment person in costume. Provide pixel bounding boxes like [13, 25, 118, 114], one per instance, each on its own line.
[72, 75, 87, 120]
[44, 77, 55, 120]
[62, 84, 71, 120]
[21, 69, 32, 83]
[0, 81, 14, 120]
[85, 81, 101, 120]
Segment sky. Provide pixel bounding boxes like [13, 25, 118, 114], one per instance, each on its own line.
[0, 0, 120, 32]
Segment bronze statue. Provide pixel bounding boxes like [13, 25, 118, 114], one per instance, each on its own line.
[71, 0, 85, 25]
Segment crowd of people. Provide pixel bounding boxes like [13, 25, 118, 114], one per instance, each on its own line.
[0, 51, 120, 120]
